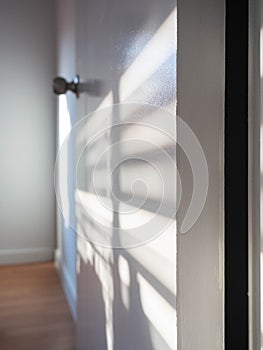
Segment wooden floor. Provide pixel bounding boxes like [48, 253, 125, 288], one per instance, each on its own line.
[0, 262, 75, 350]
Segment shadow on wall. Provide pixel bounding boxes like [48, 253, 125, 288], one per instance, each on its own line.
[76, 251, 157, 350]
[75, 101, 176, 350]
[111, 253, 154, 350]
[110, 103, 154, 350]
[76, 254, 156, 350]
[77, 259, 108, 349]
[72, 2, 177, 349]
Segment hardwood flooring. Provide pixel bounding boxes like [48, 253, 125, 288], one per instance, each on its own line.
[0, 262, 75, 350]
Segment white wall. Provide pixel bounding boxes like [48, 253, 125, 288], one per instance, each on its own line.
[0, 0, 56, 264]
[55, 0, 77, 320]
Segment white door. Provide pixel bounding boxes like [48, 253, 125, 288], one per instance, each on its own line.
[58, 0, 225, 349]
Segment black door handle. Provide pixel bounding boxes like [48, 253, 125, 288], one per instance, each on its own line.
[53, 75, 80, 98]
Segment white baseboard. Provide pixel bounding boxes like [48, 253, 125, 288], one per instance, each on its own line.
[0, 248, 54, 265]
[55, 249, 77, 321]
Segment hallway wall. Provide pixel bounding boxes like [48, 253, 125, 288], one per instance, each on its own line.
[0, 0, 56, 264]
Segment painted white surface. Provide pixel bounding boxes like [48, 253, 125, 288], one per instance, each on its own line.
[75, 1, 177, 350]
[56, 0, 225, 348]
[0, 0, 56, 264]
[55, 0, 77, 320]
[177, 0, 225, 349]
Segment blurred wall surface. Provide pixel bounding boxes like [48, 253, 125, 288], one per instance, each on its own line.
[0, 0, 56, 264]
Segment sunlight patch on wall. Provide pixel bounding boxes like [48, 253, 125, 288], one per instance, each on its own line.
[119, 9, 177, 103]
[57, 95, 72, 228]
[118, 255, 131, 310]
[58, 95, 71, 148]
[137, 273, 176, 350]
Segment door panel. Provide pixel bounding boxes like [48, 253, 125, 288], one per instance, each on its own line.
[74, 0, 225, 349]
[75, 1, 177, 350]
